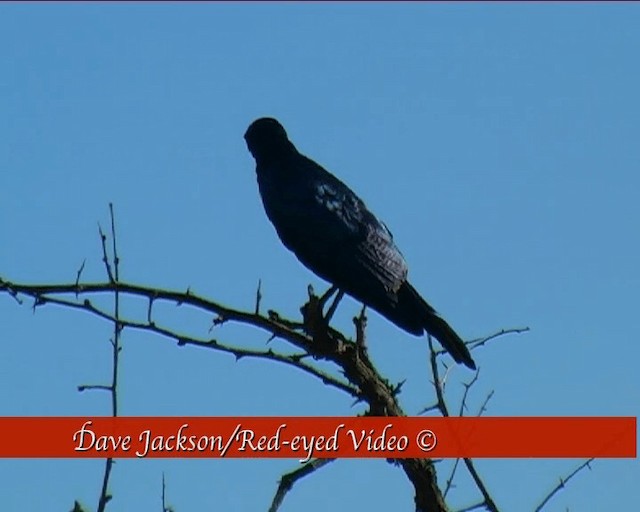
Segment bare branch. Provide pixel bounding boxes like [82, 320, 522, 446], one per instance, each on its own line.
[98, 224, 114, 283]
[456, 501, 489, 512]
[109, 203, 120, 281]
[534, 459, 595, 512]
[458, 369, 481, 417]
[3, 280, 314, 346]
[432, 327, 530, 361]
[13, 290, 360, 399]
[418, 402, 440, 415]
[443, 457, 461, 498]
[0, 278, 23, 305]
[466, 327, 530, 351]
[97, 204, 122, 512]
[427, 335, 448, 416]
[268, 459, 335, 512]
[443, 367, 482, 497]
[0, 201, 592, 512]
[161, 472, 174, 512]
[162, 472, 167, 512]
[2, 274, 449, 511]
[427, 336, 499, 512]
[476, 390, 494, 417]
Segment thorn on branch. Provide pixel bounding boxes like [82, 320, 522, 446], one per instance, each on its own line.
[255, 278, 262, 315]
[32, 295, 46, 312]
[443, 457, 461, 498]
[477, 390, 494, 417]
[2, 280, 23, 304]
[455, 500, 488, 512]
[534, 458, 595, 512]
[268, 310, 280, 322]
[77, 384, 111, 393]
[147, 295, 155, 324]
[71, 500, 89, 512]
[349, 396, 365, 408]
[108, 202, 120, 281]
[391, 379, 406, 397]
[211, 315, 226, 330]
[176, 287, 191, 306]
[75, 259, 86, 295]
[98, 223, 114, 283]
[418, 403, 440, 415]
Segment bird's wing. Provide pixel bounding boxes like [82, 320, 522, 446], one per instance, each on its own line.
[305, 163, 409, 298]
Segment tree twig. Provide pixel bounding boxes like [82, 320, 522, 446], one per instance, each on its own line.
[428, 336, 499, 512]
[97, 204, 121, 512]
[255, 279, 263, 315]
[534, 458, 595, 512]
[268, 459, 336, 512]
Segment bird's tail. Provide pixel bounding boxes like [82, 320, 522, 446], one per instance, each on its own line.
[398, 283, 476, 369]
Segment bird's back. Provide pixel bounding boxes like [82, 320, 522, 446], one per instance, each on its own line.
[256, 152, 416, 329]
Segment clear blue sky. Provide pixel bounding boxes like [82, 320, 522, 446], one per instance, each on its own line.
[1, 3, 638, 511]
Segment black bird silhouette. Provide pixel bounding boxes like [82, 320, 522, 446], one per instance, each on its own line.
[244, 117, 475, 369]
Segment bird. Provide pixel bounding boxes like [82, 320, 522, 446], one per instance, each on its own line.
[244, 117, 476, 369]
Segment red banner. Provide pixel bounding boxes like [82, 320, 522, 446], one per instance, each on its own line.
[0, 417, 635, 459]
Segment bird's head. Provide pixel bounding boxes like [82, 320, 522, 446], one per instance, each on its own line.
[244, 117, 295, 163]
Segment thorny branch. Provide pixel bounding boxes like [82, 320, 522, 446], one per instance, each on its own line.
[268, 458, 336, 512]
[3, 264, 595, 512]
[6, 285, 360, 398]
[0, 275, 448, 511]
[1, 212, 591, 512]
[428, 335, 499, 512]
[534, 458, 595, 512]
[96, 203, 121, 512]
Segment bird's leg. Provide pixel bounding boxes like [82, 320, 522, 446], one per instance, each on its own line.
[301, 285, 334, 339]
[318, 285, 338, 310]
[324, 289, 345, 324]
[301, 284, 343, 343]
